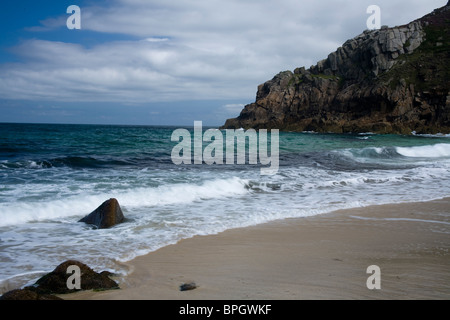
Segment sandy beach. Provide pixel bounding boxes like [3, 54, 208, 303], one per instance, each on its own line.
[63, 198, 449, 300]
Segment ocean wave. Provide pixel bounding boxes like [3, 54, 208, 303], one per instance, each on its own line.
[0, 156, 149, 170]
[0, 160, 47, 170]
[411, 132, 450, 138]
[338, 143, 450, 165]
[0, 177, 249, 227]
[344, 146, 399, 159]
[119, 176, 249, 208]
[396, 143, 450, 158]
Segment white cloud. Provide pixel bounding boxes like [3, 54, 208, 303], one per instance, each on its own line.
[143, 37, 170, 43]
[24, 16, 67, 32]
[0, 38, 259, 103]
[1, 0, 447, 106]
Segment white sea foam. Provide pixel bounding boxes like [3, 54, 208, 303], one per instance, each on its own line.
[0, 177, 249, 227]
[120, 176, 249, 208]
[357, 132, 376, 135]
[412, 132, 450, 138]
[396, 143, 450, 158]
[339, 144, 450, 164]
[1, 161, 449, 292]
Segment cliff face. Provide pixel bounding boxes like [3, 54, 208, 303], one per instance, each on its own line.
[222, 3, 450, 134]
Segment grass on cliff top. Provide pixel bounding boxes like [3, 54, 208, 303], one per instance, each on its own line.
[380, 23, 450, 91]
[310, 73, 339, 80]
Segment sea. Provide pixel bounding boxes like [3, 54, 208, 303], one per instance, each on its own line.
[1, 122, 449, 292]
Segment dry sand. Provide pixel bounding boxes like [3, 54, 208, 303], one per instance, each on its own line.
[64, 198, 450, 300]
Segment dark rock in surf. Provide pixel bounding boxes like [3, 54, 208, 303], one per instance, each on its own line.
[25, 260, 119, 295]
[79, 198, 124, 229]
[0, 288, 63, 300]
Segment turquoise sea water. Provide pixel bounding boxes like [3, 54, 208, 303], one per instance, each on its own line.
[1, 123, 449, 291]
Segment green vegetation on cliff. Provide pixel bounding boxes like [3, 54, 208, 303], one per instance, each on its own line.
[381, 22, 450, 92]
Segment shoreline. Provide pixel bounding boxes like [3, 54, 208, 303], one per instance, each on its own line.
[61, 197, 450, 300]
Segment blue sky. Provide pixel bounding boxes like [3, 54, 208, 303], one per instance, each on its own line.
[0, 0, 446, 126]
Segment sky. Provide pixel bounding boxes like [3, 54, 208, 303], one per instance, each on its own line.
[0, 0, 447, 126]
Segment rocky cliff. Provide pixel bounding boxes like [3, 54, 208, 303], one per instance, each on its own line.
[222, 3, 450, 134]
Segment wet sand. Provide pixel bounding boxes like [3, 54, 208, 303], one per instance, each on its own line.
[64, 198, 450, 300]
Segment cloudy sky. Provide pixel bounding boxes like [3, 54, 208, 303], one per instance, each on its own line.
[0, 0, 446, 126]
